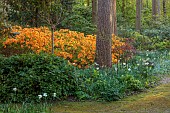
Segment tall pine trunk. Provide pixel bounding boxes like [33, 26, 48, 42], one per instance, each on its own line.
[96, 0, 113, 68]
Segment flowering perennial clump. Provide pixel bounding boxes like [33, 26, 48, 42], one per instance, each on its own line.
[3, 26, 127, 68]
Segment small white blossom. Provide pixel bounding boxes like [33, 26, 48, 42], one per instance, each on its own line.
[13, 88, 17, 92]
[128, 68, 131, 71]
[38, 95, 42, 99]
[137, 64, 140, 66]
[94, 62, 99, 66]
[43, 93, 47, 97]
[72, 63, 76, 65]
[53, 93, 56, 97]
[96, 67, 99, 70]
[145, 62, 149, 65]
[123, 63, 126, 66]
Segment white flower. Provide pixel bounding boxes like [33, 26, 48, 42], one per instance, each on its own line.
[53, 93, 56, 97]
[72, 63, 75, 65]
[13, 88, 17, 92]
[43, 93, 47, 97]
[128, 68, 131, 71]
[96, 67, 99, 70]
[38, 95, 42, 99]
[137, 64, 140, 66]
[145, 62, 149, 65]
[94, 62, 99, 66]
[123, 63, 126, 66]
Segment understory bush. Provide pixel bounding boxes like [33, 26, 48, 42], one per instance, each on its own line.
[0, 53, 77, 103]
[2, 26, 133, 68]
[0, 50, 169, 103]
[118, 27, 170, 50]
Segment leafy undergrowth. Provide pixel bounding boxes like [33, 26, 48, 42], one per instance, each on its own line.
[51, 75, 170, 113]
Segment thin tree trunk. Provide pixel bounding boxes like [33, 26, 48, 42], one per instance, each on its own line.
[87, 0, 90, 6]
[51, 25, 55, 54]
[92, 0, 97, 24]
[136, 0, 142, 32]
[113, 0, 117, 35]
[157, 0, 161, 16]
[163, 0, 166, 17]
[96, 0, 113, 68]
[122, 0, 125, 18]
[35, 8, 39, 27]
[146, 0, 149, 8]
[152, 0, 157, 20]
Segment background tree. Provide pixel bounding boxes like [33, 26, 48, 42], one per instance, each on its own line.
[92, 0, 97, 24]
[152, 0, 157, 20]
[136, 0, 142, 32]
[96, 0, 113, 68]
[112, 0, 117, 35]
[163, 0, 166, 17]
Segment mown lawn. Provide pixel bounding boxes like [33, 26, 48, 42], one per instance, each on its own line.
[51, 75, 170, 113]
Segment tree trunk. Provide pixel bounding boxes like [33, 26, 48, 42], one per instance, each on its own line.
[163, 0, 166, 17]
[152, 0, 157, 20]
[136, 0, 142, 32]
[87, 0, 90, 6]
[92, 0, 97, 24]
[122, 0, 125, 18]
[35, 7, 39, 27]
[112, 0, 117, 35]
[157, 0, 161, 16]
[96, 0, 113, 68]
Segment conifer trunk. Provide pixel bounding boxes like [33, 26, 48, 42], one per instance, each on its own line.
[96, 0, 113, 68]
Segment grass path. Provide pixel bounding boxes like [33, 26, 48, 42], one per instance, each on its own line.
[52, 75, 170, 113]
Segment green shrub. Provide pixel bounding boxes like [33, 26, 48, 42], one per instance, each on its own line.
[75, 68, 125, 101]
[0, 53, 77, 103]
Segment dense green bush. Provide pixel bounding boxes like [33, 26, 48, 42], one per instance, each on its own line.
[75, 68, 125, 101]
[0, 53, 77, 103]
[61, 5, 96, 34]
[118, 27, 170, 50]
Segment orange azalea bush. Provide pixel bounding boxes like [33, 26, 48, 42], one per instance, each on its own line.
[3, 26, 126, 68]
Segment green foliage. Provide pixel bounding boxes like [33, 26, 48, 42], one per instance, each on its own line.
[61, 14, 96, 34]
[118, 26, 170, 50]
[75, 68, 125, 101]
[0, 53, 77, 103]
[61, 5, 96, 34]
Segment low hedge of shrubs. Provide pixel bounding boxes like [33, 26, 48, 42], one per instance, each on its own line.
[0, 53, 77, 102]
[0, 52, 163, 102]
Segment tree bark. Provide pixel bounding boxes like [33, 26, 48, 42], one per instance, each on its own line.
[92, 0, 97, 24]
[122, 0, 125, 18]
[152, 0, 157, 20]
[136, 0, 142, 32]
[157, 0, 161, 16]
[112, 0, 117, 35]
[163, 0, 166, 17]
[96, 0, 113, 68]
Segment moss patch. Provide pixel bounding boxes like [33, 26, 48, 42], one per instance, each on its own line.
[51, 80, 170, 113]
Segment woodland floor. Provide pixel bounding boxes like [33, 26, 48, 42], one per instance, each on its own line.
[52, 74, 170, 113]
